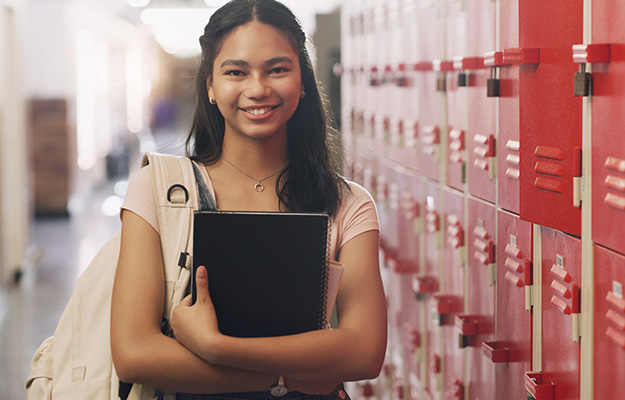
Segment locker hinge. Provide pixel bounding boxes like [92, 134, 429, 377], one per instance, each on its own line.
[573, 312, 581, 342]
[525, 260, 534, 311]
[573, 147, 583, 208]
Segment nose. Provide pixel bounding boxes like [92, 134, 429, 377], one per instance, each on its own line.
[245, 73, 271, 99]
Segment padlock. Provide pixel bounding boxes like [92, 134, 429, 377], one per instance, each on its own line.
[486, 67, 499, 97]
[458, 333, 469, 349]
[574, 64, 591, 97]
[457, 71, 468, 87]
[436, 73, 446, 92]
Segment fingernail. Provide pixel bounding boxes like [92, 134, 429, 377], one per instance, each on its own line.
[197, 267, 207, 278]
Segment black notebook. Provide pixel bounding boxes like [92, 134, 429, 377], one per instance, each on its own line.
[192, 211, 330, 338]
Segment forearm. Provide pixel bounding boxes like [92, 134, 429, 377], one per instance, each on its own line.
[202, 325, 385, 384]
[113, 331, 275, 394]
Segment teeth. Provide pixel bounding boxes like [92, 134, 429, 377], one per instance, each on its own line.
[247, 107, 271, 115]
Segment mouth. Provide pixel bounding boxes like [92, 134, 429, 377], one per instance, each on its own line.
[240, 105, 279, 115]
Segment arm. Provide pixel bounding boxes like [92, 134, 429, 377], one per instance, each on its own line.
[172, 229, 387, 383]
[110, 210, 277, 393]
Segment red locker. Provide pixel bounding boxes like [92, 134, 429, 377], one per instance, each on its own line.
[494, 209, 533, 399]
[444, 1, 466, 192]
[441, 187, 465, 400]
[536, 227, 581, 400]
[396, 167, 421, 274]
[462, 196, 497, 400]
[414, 178, 442, 299]
[593, 244, 625, 400]
[418, 178, 443, 399]
[466, 0, 497, 204]
[377, 159, 401, 266]
[588, 0, 625, 254]
[518, 1, 583, 236]
[496, 0, 521, 214]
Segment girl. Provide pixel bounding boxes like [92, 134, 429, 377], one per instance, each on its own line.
[110, 0, 387, 398]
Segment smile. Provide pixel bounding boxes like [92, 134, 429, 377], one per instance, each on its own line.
[241, 105, 279, 115]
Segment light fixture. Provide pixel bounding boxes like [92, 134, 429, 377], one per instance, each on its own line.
[127, 0, 151, 7]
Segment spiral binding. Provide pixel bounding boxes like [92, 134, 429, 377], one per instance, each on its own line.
[318, 216, 332, 330]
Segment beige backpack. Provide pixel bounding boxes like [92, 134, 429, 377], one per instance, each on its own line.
[26, 152, 207, 400]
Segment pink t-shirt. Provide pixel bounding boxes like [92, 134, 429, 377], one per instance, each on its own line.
[122, 162, 379, 261]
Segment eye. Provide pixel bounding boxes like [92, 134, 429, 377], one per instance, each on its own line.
[270, 67, 289, 74]
[225, 70, 245, 77]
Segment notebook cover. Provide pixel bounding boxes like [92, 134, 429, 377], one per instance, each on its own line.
[192, 211, 329, 338]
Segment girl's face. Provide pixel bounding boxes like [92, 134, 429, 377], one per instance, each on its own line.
[208, 21, 302, 143]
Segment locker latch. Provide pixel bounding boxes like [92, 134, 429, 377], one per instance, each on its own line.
[455, 314, 479, 348]
[572, 43, 611, 97]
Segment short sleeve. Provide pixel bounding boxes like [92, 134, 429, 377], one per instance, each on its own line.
[121, 164, 160, 234]
[329, 180, 380, 260]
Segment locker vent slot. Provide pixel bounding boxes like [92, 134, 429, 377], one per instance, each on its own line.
[421, 125, 439, 156]
[606, 289, 625, 350]
[604, 156, 625, 212]
[533, 145, 565, 193]
[549, 264, 579, 315]
[449, 129, 465, 164]
[503, 242, 527, 287]
[473, 134, 495, 172]
[505, 140, 520, 180]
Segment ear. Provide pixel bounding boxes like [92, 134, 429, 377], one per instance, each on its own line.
[206, 79, 214, 100]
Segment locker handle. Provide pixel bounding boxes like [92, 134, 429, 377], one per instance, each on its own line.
[455, 314, 479, 336]
[572, 43, 611, 64]
[482, 341, 509, 363]
[433, 59, 454, 72]
[412, 276, 438, 295]
[453, 56, 485, 71]
[524, 372, 555, 400]
[433, 295, 459, 314]
[484, 50, 505, 67]
[502, 47, 540, 65]
[606, 291, 625, 313]
[413, 61, 434, 72]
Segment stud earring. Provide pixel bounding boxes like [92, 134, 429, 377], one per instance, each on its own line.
[209, 97, 216, 105]
[300, 89, 305, 99]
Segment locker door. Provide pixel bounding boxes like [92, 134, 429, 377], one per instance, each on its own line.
[593, 244, 625, 400]
[441, 187, 465, 400]
[495, 209, 533, 399]
[377, 159, 401, 265]
[396, 168, 421, 274]
[462, 196, 497, 400]
[590, 0, 625, 254]
[419, 178, 443, 400]
[466, 0, 496, 204]
[518, 1, 583, 236]
[535, 227, 581, 400]
[415, 0, 443, 182]
[445, 0, 466, 192]
[497, 0, 521, 214]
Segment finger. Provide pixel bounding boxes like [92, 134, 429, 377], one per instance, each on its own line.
[195, 266, 211, 304]
[179, 294, 193, 307]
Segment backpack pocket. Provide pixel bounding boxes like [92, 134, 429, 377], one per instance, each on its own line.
[26, 336, 54, 400]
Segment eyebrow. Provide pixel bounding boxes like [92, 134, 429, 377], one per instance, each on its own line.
[220, 56, 294, 68]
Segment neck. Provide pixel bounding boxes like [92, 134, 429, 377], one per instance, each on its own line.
[221, 133, 289, 174]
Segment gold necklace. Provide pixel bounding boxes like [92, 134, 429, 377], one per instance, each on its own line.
[222, 157, 289, 192]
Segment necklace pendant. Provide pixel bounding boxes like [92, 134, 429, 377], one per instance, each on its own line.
[254, 181, 265, 192]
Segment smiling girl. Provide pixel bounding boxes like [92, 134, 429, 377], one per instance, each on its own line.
[110, 1, 387, 399]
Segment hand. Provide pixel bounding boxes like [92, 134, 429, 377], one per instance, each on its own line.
[171, 266, 222, 362]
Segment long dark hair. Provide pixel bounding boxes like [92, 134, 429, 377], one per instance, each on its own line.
[186, 0, 346, 217]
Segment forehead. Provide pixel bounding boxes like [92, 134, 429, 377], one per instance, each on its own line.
[215, 21, 299, 64]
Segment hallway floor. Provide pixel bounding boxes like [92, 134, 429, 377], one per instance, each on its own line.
[0, 182, 123, 400]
